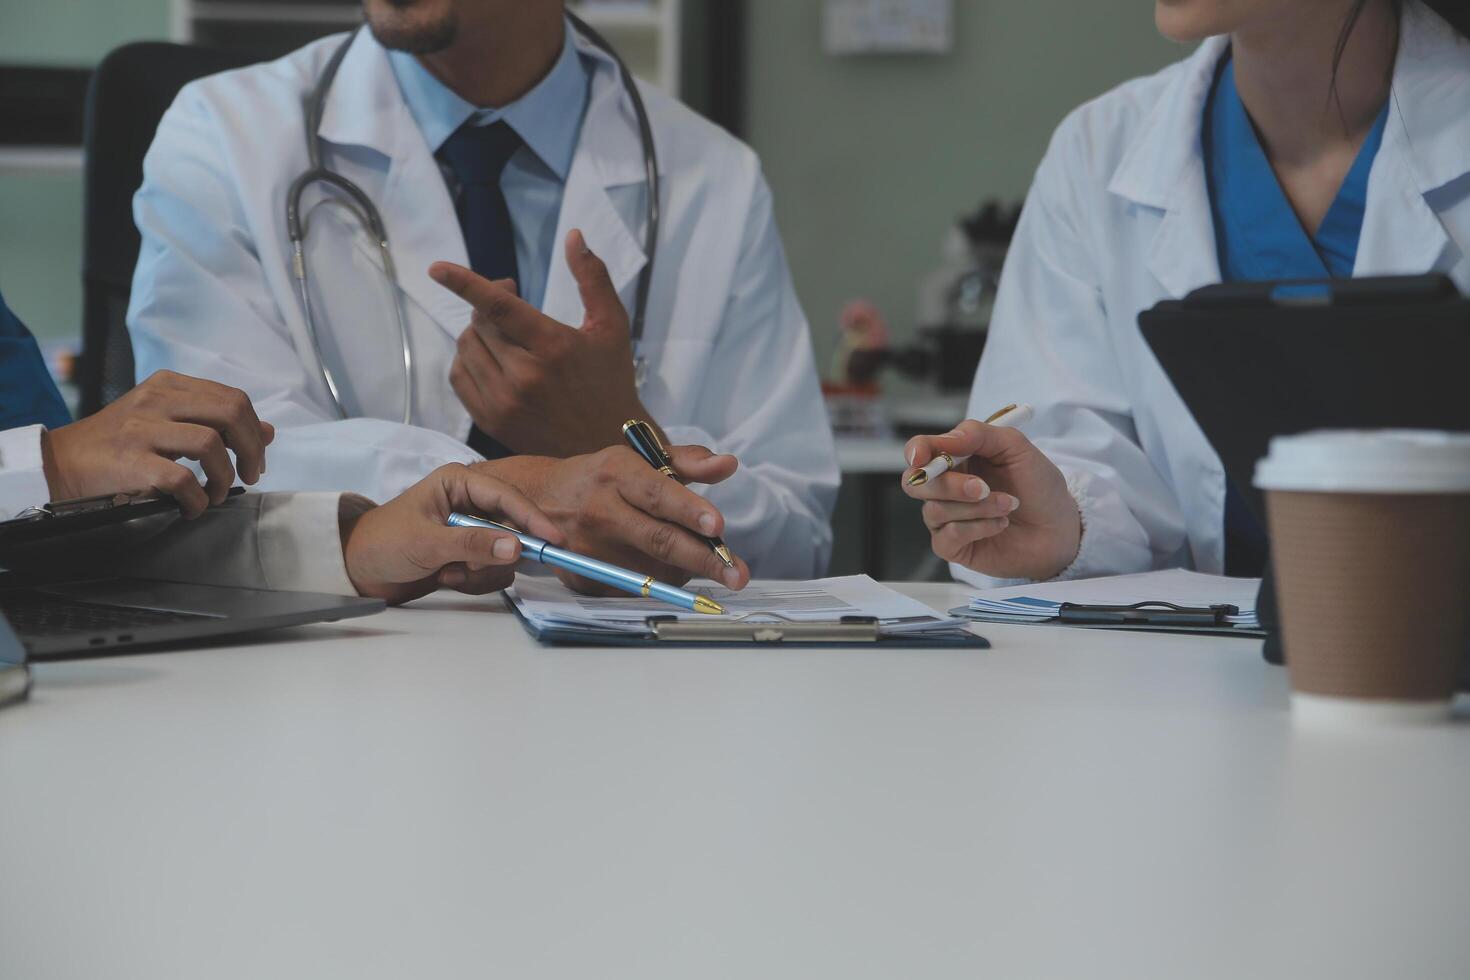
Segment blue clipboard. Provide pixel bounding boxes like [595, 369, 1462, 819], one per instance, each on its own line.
[505, 596, 990, 649]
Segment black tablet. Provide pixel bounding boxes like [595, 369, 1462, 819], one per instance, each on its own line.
[1139, 274, 1470, 528]
[1140, 275, 1470, 666]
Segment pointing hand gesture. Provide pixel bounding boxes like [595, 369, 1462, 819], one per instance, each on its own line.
[433, 229, 653, 458]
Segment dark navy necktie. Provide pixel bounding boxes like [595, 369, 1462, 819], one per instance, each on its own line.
[438, 120, 523, 460]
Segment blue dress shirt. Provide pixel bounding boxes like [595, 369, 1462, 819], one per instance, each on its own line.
[1202, 54, 1389, 574]
[0, 289, 70, 432]
[387, 20, 591, 310]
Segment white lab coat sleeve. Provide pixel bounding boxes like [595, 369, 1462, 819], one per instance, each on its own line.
[0, 424, 50, 521]
[950, 125, 1184, 589]
[127, 86, 479, 503]
[657, 173, 840, 579]
[119, 491, 360, 595]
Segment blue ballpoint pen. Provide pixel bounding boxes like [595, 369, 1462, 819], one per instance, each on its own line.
[447, 512, 725, 615]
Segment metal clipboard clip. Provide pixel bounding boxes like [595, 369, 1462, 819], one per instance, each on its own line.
[1056, 601, 1239, 627]
[14, 488, 162, 521]
[645, 612, 882, 643]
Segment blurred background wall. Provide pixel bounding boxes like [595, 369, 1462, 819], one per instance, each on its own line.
[0, 0, 170, 349]
[747, 1, 1178, 371]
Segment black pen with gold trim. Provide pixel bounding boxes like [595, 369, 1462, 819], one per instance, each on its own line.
[622, 419, 737, 570]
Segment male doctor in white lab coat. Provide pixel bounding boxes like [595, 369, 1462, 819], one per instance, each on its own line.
[128, 0, 839, 588]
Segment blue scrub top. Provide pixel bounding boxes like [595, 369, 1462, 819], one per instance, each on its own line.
[0, 290, 70, 433]
[1204, 54, 1389, 282]
[1201, 55, 1389, 575]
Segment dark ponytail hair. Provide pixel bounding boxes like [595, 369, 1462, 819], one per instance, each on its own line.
[1335, 0, 1469, 78]
[1331, 1, 1468, 118]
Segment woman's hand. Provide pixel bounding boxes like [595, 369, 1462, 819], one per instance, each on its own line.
[902, 420, 1082, 581]
[341, 463, 564, 605]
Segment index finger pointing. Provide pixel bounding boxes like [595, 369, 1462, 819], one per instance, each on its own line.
[428, 261, 503, 309]
[430, 262, 563, 350]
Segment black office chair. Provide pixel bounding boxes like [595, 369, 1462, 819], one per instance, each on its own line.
[77, 42, 260, 417]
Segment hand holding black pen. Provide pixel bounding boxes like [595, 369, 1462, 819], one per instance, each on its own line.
[622, 419, 737, 570]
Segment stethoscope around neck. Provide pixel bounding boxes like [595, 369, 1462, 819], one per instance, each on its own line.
[286, 12, 660, 426]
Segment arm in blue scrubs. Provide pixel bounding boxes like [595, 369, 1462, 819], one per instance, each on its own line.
[0, 289, 71, 518]
[1201, 54, 1389, 575]
[0, 290, 71, 432]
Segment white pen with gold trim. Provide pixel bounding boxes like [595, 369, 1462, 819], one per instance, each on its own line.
[905, 403, 1035, 487]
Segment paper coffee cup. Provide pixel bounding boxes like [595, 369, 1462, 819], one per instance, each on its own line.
[1255, 431, 1470, 726]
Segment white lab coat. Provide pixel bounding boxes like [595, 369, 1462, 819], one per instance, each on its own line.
[128, 28, 839, 578]
[958, 2, 1470, 588]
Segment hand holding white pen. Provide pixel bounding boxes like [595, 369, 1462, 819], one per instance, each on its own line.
[905, 403, 1035, 487]
[901, 402, 1084, 582]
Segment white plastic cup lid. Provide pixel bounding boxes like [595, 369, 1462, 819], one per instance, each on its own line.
[1254, 429, 1470, 494]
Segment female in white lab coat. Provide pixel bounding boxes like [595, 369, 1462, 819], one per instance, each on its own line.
[905, 0, 1470, 586]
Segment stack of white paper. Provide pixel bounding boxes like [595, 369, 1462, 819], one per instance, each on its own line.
[508, 574, 969, 637]
[966, 569, 1262, 629]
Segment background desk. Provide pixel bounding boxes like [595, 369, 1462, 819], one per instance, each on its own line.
[3, 582, 1468, 979]
[830, 394, 972, 580]
[834, 434, 909, 578]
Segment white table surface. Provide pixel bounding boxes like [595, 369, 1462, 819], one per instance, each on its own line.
[3, 581, 1468, 980]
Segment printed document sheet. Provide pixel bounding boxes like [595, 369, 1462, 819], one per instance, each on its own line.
[508, 574, 964, 635]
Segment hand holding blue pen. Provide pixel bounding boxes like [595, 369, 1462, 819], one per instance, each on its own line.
[448, 512, 725, 615]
